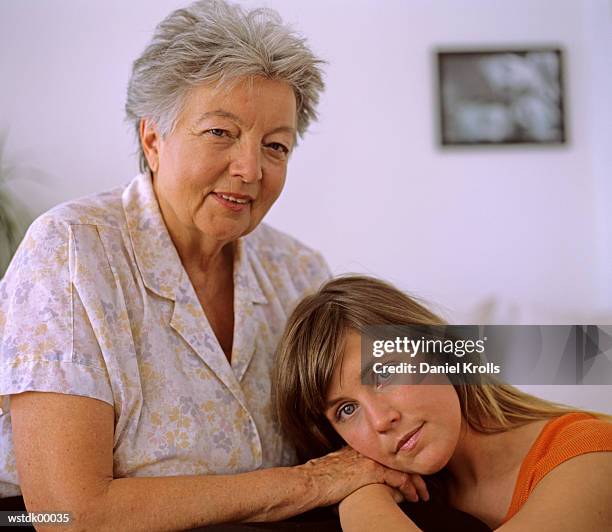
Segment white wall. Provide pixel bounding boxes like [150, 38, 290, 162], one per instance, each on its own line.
[584, 0, 612, 309]
[261, 0, 609, 321]
[1, 1, 610, 409]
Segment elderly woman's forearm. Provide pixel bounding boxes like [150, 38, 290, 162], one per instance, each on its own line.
[69, 466, 316, 532]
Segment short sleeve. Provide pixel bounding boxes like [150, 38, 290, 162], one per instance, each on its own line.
[0, 214, 113, 414]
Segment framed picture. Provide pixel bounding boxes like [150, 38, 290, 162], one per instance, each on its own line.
[436, 48, 566, 146]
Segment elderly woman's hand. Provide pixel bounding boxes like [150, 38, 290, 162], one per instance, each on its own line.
[297, 447, 429, 506]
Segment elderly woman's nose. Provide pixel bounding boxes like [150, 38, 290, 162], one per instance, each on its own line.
[230, 142, 263, 183]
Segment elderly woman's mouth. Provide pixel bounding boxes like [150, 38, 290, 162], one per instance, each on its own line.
[212, 192, 253, 211]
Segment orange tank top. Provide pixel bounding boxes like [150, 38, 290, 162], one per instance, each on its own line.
[503, 412, 612, 522]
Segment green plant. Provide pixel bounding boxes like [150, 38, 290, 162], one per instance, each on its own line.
[0, 135, 31, 277]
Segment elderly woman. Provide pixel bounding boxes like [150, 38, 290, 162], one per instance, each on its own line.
[0, 1, 417, 529]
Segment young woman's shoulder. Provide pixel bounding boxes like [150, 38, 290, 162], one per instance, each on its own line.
[529, 412, 612, 470]
[502, 412, 612, 529]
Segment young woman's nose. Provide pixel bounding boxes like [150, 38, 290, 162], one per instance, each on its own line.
[229, 140, 263, 183]
[366, 398, 400, 433]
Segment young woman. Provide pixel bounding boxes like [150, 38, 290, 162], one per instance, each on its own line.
[273, 276, 612, 531]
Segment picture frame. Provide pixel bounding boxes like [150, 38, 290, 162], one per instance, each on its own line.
[436, 48, 566, 146]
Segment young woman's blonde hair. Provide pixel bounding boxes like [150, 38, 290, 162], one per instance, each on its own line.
[273, 275, 583, 461]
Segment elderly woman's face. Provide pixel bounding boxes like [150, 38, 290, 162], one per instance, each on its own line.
[147, 77, 297, 247]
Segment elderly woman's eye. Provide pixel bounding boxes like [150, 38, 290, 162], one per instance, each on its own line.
[267, 142, 289, 154]
[205, 128, 228, 137]
[336, 403, 357, 421]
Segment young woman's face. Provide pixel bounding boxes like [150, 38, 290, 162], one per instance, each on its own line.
[324, 329, 463, 474]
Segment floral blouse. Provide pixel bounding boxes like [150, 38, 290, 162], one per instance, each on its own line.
[0, 173, 330, 497]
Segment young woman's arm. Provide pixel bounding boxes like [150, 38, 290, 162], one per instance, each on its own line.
[497, 452, 612, 531]
[10, 392, 416, 531]
[338, 483, 424, 532]
[339, 453, 612, 532]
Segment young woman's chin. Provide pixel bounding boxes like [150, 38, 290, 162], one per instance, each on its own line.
[386, 443, 454, 476]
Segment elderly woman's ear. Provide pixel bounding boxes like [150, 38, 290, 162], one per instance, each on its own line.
[139, 118, 160, 174]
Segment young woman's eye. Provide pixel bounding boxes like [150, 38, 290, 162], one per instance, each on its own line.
[374, 371, 395, 389]
[373, 364, 402, 389]
[336, 403, 357, 421]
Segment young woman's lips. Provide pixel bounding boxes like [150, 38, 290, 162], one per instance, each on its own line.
[211, 192, 252, 212]
[396, 423, 424, 453]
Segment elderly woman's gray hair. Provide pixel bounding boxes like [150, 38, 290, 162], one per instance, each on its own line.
[125, 0, 325, 173]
